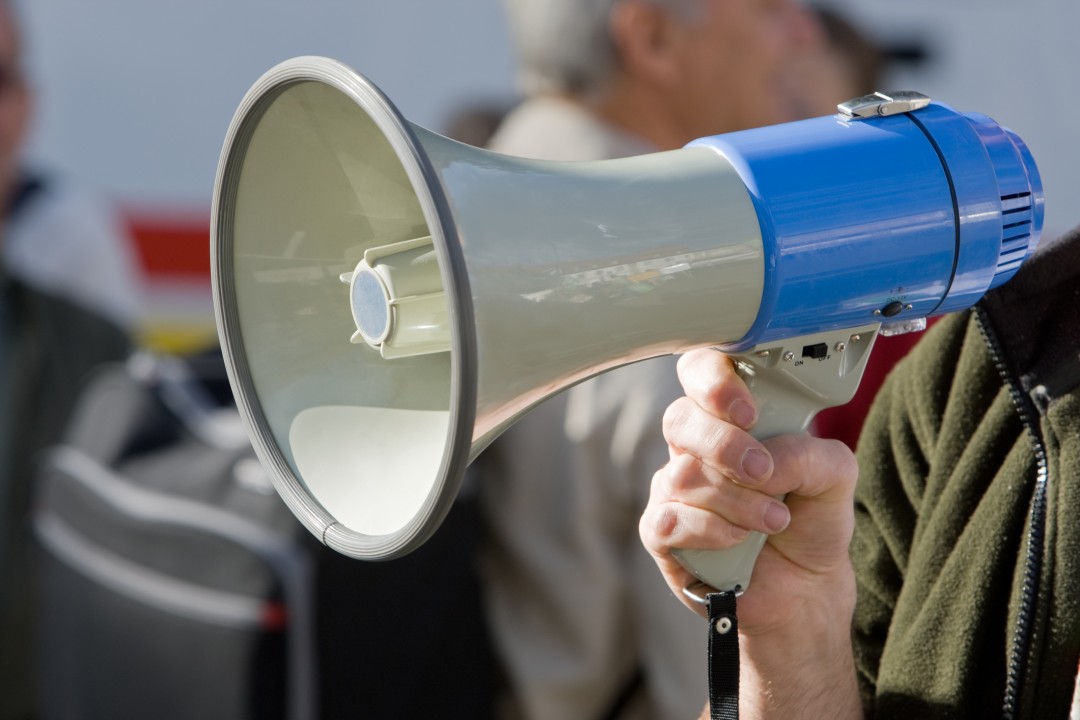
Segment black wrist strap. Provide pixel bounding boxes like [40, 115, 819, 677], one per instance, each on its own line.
[707, 590, 740, 720]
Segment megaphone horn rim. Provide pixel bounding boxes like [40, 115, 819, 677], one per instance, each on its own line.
[210, 56, 478, 560]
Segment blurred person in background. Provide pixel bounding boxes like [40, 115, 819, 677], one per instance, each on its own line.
[478, 1, 822, 718]
[0, 1, 143, 333]
[443, 100, 512, 149]
[0, 1, 132, 717]
[784, 5, 886, 119]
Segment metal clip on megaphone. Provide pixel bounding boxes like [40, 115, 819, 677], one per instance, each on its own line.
[211, 61, 1044, 598]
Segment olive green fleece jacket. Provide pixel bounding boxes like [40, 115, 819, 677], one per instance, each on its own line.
[852, 228, 1080, 718]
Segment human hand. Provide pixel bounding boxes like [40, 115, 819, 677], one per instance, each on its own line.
[640, 347, 863, 716]
[639, 347, 859, 631]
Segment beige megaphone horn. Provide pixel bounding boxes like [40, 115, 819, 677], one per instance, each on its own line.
[212, 57, 1042, 594]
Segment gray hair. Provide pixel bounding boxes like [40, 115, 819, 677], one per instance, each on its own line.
[502, 0, 702, 98]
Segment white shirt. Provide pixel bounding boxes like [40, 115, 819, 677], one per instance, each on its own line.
[3, 176, 144, 330]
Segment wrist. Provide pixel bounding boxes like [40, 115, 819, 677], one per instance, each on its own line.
[738, 568, 861, 719]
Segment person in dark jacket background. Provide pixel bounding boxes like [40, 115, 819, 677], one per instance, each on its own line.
[0, 1, 132, 717]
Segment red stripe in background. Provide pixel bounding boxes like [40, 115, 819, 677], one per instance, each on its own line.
[124, 212, 211, 279]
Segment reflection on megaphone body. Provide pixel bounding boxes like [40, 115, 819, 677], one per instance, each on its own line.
[212, 58, 1043, 595]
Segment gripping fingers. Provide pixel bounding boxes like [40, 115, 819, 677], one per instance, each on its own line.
[648, 454, 790, 545]
[663, 396, 774, 489]
[639, 498, 736, 618]
[676, 348, 758, 430]
[641, 497, 751, 557]
[762, 433, 859, 503]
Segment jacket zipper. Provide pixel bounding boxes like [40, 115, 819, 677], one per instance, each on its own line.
[975, 306, 1051, 720]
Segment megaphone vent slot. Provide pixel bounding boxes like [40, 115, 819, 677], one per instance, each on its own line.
[1002, 221, 1032, 240]
[992, 191, 1033, 287]
[1000, 190, 1031, 206]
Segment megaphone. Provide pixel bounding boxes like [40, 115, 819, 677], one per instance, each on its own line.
[211, 57, 1043, 594]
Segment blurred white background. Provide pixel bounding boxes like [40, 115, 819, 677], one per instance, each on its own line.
[18, 0, 517, 211]
[832, 0, 1078, 237]
[17, 0, 1079, 239]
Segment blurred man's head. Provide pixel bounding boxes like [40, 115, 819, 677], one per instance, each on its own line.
[782, 7, 886, 119]
[502, 0, 822, 149]
[0, 0, 29, 206]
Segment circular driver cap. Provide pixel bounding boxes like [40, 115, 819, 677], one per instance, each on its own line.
[351, 266, 392, 345]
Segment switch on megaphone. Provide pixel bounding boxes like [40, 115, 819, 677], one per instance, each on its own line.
[211, 59, 1044, 596]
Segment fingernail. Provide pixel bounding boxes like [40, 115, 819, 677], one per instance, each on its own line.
[764, 502, 790, 533]
[729, 399, 757, 429]
[741, 448, 772, 481]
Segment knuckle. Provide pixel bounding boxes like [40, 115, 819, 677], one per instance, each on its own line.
[702, 421, 742, 467]
[641, 498, 747, 553]
[661, 454, 701, 496]
[675, 350, 697, 377]
[727, 521, 751, 544]
[766, 434, 859, 497]
[644, 502, 683, 545]
[799, 437, 857, 482]
[828, 439, 860, 486]
[661, 398, 689, 437]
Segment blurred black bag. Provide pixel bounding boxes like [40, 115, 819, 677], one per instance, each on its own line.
[32, 349, 497, 720]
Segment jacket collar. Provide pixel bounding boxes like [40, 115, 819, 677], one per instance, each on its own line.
[979, 226, 1080, 406]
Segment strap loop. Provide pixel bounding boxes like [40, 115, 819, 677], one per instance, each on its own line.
[707, 590, 740, 720]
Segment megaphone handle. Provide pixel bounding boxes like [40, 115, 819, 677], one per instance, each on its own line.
[672, 323, 881, 596]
